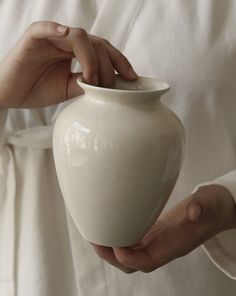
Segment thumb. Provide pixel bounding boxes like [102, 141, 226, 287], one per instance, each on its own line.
[186, 185, 236, 233]
[186, 186, 217, 222]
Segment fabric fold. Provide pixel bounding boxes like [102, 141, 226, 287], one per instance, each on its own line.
[90, 0, 145, 50]
[0, 110, 53, 296]
[0, 146, 16, 296]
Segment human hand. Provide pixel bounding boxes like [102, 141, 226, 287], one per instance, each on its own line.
[0, 21, 137, 108]
[92, 185, 236, 273]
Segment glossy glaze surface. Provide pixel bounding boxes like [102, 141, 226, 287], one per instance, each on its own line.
[53, 76, 185, 247]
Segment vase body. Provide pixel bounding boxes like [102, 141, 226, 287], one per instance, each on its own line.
[53, 77, 185, 247]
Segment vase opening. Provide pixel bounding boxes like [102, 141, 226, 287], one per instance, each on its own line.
[77, 76, 170, 103]
[114, 76, 169, 93]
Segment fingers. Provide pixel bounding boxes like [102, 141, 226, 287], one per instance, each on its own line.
[91, 36, 137, 81]
[71, 33, 137, 86]
[66, 30, 137, 86]
[91, 39, 116, 87]
[93, 243, 165, 274]
[100, 39, 137, 81]
[53, 28, 136, 86]
[92, 245, 136, 274]
[70, 28, 99, 85]
[23, 23, 137, 87]
[113, 219, 186, 273]
[113, 247, 156, 273]
[16, 21, 73, 62]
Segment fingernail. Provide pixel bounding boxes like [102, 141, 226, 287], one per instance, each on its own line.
[188, 204, 202, 221]
[90, 74, 98, 86]
[56, 25, 68, 34]
[127, 67, 138, 79]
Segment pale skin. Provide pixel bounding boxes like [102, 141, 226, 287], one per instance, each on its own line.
[1, 21, 236, 274]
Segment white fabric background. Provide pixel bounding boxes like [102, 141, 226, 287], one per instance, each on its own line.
[0, 0, 236, 295]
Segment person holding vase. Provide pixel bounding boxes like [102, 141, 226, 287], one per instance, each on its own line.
[0, 0, 236, 295]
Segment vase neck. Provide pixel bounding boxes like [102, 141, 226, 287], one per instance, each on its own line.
[77, 76, 170, 105]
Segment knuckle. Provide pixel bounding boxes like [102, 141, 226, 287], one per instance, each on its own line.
[101, 38, 111, 46]
[28, 21, 40, 29]
[76, 27, 88, 39]
[92, 39, 105, 51]
[25, 21, 53, 37]
[25, 21, 39, 35]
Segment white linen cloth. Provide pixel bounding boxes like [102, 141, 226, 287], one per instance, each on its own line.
[0, 0, 236, 295]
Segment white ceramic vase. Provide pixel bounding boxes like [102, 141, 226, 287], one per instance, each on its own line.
[53, 76, 185, 247]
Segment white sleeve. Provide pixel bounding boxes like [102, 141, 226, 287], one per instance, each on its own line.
[193, 170, 236, 280]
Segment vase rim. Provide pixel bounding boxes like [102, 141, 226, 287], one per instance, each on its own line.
[77, 75, 170, 95]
